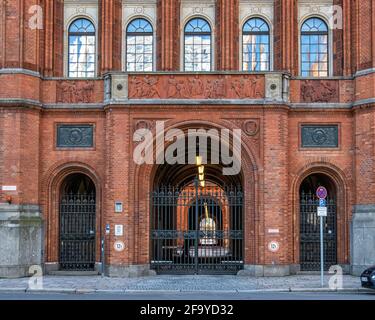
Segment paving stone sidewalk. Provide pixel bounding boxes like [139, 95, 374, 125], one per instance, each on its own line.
[0, 275, 364, 293]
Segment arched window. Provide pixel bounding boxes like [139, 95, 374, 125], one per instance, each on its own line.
[184, 18, 212, 71]
[301, 17, 329, 77]
[242, 17, 270, 71]
[68, 18, 96, 78]
[126, 18, 153, 72]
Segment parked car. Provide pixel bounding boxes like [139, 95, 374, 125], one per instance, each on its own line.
[361, 266, 375, 289]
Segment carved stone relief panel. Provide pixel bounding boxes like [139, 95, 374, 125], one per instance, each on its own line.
[57, 80, 95, 103]
[127, 74, 265, 100]
[300, 80, 339, 103]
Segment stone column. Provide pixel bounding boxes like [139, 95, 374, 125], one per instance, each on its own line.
[216, 0, 239, 71]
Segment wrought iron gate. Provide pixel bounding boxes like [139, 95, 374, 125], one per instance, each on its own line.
[60, 192, 96, 270]
[151, 185, 243, 274]
[300, 191, 337, 271]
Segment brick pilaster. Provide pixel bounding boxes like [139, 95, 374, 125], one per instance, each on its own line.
[216, 0, 239, 71]
[157, 0, 180, 71]
[99, 0, 122, 74]
[274, 0, 298, 75]
[43, 0, 63, 77]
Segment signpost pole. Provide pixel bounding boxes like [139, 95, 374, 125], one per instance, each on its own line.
[194, 177, 199, 275]
[320, 215, 324, 287]
[101, 237, 105, 277]
[316, 186, 328, 288]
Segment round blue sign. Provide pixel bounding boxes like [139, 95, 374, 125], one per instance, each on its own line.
[316, 186, 328, 199]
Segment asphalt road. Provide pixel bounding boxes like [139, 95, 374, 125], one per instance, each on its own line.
[0, 291, 374, 300]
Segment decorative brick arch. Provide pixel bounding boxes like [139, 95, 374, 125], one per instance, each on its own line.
[291, 162, 350, 267]
[132, 120, 260, 266]
[41, 162, 102, 264]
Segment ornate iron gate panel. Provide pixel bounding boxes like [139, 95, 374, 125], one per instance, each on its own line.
[300, 192, 337, 271]
[151, 185, 243, 274]
[60, 192, 96, 270]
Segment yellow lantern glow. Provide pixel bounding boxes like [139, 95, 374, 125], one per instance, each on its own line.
[196, 156, 202, 166]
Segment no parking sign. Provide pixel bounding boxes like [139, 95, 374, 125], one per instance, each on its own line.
[316, 186, 327, 199]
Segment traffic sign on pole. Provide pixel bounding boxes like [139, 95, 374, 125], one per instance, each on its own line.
[317, 206, 328, 217]
[319, 198, 327, 207]
[316, 186, 328, 288]
[316, 186, 328, 199]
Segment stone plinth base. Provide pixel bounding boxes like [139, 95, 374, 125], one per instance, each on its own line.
[0, 204, 43, 278]
[351, 205, 375, 276]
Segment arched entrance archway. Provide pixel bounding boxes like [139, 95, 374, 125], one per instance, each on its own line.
[299, 173, 337, 271]
[59, 173, 96, 270]
[150, 135, 244, 274]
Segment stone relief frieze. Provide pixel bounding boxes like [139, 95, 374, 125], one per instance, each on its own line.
[57, 81, 95, 103]
[300, 80, 338, 103]
[128, 75, 264, 100]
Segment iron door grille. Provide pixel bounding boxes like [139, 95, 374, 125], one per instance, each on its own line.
[300, 191, 337, 271]
[60, 192, 96, 270]
[151, 185, 244, 275]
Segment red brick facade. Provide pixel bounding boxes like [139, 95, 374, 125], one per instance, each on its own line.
[0, 0, 375, 277]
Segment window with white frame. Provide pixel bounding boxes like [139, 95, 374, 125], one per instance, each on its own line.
[68, 18, 96, 78]
[184, 18, 212, 72]
[301, 17, 329, 77]
[242, 17, 270, 71]
[126, 18, 153, 72]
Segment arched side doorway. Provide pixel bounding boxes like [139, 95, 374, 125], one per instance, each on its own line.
[299, 173, 337, 271]
[59, 173, 96, 270]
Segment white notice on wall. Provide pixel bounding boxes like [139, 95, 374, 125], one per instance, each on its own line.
[2, 186, 17, 191]
[115, 225, 124, 236]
